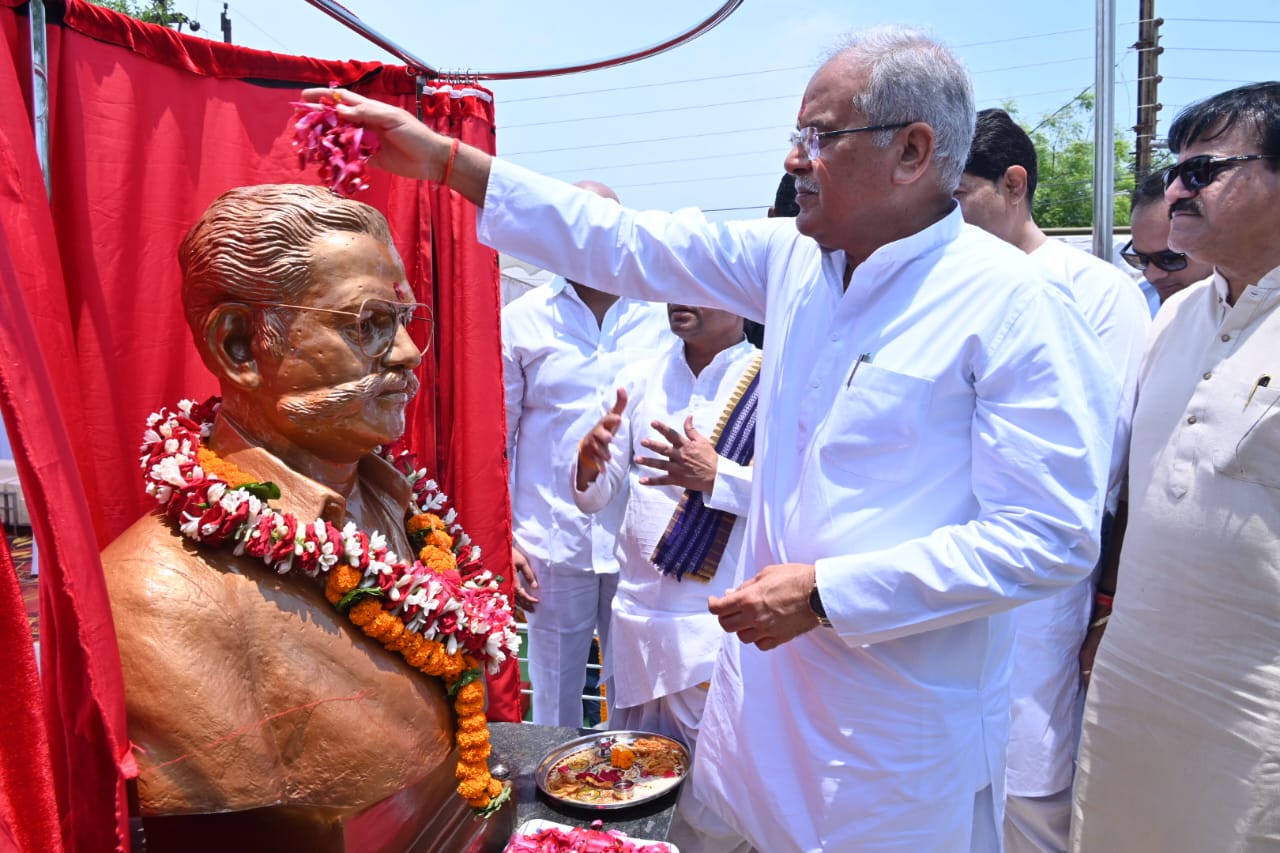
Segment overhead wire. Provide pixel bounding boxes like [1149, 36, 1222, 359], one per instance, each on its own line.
[496, 24, 1147, 106]
[223, 2, 294, 53]
[232, 3, 1274, 215]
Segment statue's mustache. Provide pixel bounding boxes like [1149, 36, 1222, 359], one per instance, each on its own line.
[280, 371, 419, 421]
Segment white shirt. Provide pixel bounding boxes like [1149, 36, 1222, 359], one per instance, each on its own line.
[479, 161, 1116, 852]
[572, 336, 756, 709]
[502, 278, 671, 574]
[1003, 238, 1151, 796]
[1073, 268, 1280, 852]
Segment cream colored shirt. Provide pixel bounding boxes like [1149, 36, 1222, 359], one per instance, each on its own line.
[1072, 267, 1280, 852]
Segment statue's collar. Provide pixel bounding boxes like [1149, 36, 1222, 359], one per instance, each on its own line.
[207, 413, 413, 529]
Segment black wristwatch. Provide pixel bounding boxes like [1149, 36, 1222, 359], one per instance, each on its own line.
[808, 584, 832, 628]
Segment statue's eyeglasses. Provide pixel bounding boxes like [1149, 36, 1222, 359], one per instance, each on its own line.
[247, 297, 432, 359]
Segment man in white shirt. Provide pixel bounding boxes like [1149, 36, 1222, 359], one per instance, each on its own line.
[1119, 169, 1214, 308]
[953, 107, 1150, 853]
[1072, 81, 1280, 853]
[572, 305, 758, 751]
[303, 24, 1116, 852]
[501, 181, 671, 726]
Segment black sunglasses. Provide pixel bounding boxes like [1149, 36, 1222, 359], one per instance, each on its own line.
[1162, 154, 1279, 192]
[1119, 239, 1188, 273]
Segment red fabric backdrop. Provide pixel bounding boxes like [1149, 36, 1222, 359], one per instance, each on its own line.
[0, 1, 516, 849]
[0, 526, 60, 853]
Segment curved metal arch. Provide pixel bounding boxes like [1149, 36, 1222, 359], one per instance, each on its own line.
[303, 0, 745, 81]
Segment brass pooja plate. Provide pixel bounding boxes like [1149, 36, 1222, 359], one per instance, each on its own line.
[534, 731, 690, 811]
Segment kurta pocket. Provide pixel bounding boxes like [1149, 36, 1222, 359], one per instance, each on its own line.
[1211, 383, 1280, 489]
[818, 364, 935, 483]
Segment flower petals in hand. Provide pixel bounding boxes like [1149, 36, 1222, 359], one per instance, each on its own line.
[290, 99, 381, 196]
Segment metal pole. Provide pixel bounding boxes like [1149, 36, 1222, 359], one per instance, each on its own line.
[303, 0, 436, 75]
[30, 0, 51, 197]
[1093, 0, 1116, 260]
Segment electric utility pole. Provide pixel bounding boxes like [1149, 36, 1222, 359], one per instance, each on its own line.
[1134, 0, 1163, 179]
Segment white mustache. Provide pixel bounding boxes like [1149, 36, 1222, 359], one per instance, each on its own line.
[794, 177, 819, 194]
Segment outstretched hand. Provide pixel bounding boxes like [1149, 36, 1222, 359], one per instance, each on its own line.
[709, 562, 820, 651]
[575, 389, 628, 490]
[637, 416, 719, 493]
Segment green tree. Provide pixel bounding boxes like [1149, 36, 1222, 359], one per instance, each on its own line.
[1009, 94, 1145, 229]
[86, 0, 202, 34]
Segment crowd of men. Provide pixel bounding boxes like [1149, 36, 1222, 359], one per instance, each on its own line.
[299, 27, 1279, 853]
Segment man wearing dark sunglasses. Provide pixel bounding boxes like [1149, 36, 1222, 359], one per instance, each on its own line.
[1123, 169, 1213, 305]
[1073, 82, 1280, 853]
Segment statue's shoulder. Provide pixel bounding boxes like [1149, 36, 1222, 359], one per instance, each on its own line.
[102, 511, 235, 617]
[104, 509, 458, 816]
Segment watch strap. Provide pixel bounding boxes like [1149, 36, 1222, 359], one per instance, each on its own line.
[808, 584, 832, 628]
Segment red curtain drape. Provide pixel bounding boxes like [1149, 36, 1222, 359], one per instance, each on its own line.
[0, 0, 516, 849]
[0, 525, 60, 853]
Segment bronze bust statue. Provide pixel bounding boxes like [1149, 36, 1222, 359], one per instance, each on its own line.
[102, 185, 509, 851]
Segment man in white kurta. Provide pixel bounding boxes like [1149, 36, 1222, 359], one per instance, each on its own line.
[303, 24, 1116, 852]
[503, 252, 671, 726]
[572, 309, 757, 750]
[955, 107, 1151, 853]
[1071, 82, 1280, 853]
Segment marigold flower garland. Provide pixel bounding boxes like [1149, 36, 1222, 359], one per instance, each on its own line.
[141, 397, 518, 814]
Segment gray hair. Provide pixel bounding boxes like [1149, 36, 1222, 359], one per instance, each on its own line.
[178, 184, 396, 358]
[826, 25, 976, 192]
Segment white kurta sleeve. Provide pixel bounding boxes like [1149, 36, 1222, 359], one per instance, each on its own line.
[704, 458, 752, 517]
[816, 286, 1117, 646]
[480, 159, 771, 324]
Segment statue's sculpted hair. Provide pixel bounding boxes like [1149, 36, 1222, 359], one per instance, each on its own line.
[179, 184, 396, 356]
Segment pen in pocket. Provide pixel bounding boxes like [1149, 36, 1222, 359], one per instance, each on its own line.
[1245, 374, 1271, 408]
[847, 353, 872, 387]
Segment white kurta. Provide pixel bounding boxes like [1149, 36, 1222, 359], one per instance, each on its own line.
[1004, 240, 1151, 798]
[1072, 269, 1280, 853]
[502, 278, 672, 575]
[503, 277, 673, 725]
[479, 160, 1117, 853]
[572, 336, 756, 711]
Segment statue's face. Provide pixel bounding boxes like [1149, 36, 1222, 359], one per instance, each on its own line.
[254, 230, 424, 463]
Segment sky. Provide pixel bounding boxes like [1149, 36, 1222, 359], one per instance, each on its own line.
[132, 1, 1279, 219]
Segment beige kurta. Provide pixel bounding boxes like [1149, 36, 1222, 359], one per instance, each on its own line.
[1072, 268, 1280, 852]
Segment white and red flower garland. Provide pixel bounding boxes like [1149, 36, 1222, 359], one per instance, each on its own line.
[140, 396, 518, 812]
